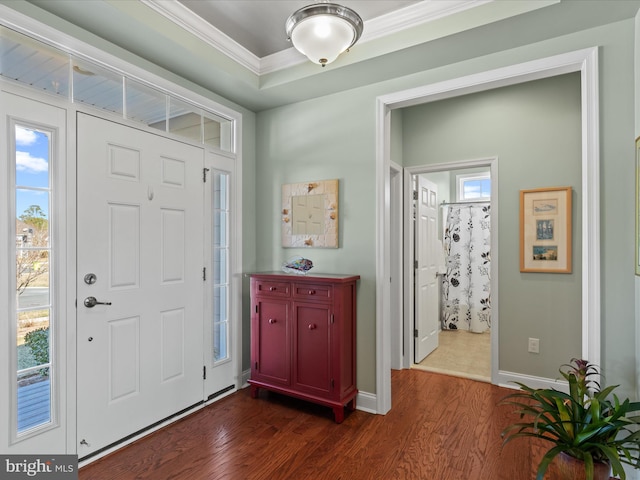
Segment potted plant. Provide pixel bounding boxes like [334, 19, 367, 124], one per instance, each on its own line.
[500, 358, 640, 480]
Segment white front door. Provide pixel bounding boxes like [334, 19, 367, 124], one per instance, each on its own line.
[414, 176, 439, 363]
[76, 113, 204, 457]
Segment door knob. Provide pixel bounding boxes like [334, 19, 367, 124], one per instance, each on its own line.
[84, 296, 112, 308]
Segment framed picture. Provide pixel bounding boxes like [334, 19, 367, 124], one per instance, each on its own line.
[520, 186, 572, 273]
[636, 136, 640, 275]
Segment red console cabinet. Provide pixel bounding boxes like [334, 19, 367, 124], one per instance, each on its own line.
[249, 273, 359, 423]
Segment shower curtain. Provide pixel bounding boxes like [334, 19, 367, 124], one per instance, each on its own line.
[441, 204, 491, 333]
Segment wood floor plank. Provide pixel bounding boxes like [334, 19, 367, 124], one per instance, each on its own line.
[80, 370, 539, 480]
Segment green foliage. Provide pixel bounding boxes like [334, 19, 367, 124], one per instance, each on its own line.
[501, 359, 640, 480]
[19, 204, 48, 231]
[23, 327, 49, 368]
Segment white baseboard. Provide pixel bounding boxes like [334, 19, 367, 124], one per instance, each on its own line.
[498, 370, 568, 393]
[355, 390, 377, 414]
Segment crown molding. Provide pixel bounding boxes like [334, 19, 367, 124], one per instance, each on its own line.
[141, 0, 262, 74]
[142, 0, 498, 76]
[360, 0, 492, 43]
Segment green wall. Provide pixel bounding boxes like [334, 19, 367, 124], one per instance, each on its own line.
[402, 73, 583, 378]
[256, 17, 637, 396]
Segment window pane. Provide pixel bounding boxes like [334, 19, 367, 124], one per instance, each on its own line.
[17, 263, 49, 309]
[214, 321, 228, 362]
[125, 78, 167, 130]
[15, 127, 50, 188]
[213, 172, 228, 210]
[459, 175, 491, 201]
[17, 366, 51, 433]
[204, 112, 233, 152]
[72, 59, 123, 116]
[169, 98, 202, 143]
[213, 285, 228, 363]
[16, 190, 49, 243]
[1, 27, 70, 98]
[213, 248, 227, 284]
[213, 211, 227, 248]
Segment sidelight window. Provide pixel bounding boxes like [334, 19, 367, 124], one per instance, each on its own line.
[13, 123, 54, 435]
[212, 171, 230, 363]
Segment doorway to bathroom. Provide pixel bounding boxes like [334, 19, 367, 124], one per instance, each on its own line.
[411, 166, 492, 382]
[396, 158, 497, 383]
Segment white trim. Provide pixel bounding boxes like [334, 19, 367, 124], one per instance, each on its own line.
[355, 391, 377, 414]
[375, 47, 600, 415]
[360, 0, 491, 45]
[141, 0, 262, 75]
[498, 370, 569, 392]
[389, 161, 403, 370]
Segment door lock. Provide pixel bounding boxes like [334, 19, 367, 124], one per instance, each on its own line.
[84, 296, 112, 308]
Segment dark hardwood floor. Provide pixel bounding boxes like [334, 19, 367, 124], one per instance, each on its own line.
[78, 370, 544, 480]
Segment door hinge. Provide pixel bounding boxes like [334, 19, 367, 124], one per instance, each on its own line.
[413, 190, 418, 201]
[203, 267, 206, 281]
[203, 167, 210, 182]
[255, 304, 258, 314]
[331, 379, 335, 389]
[254, 362, 258, 370]
[414, 329, 418, 338]
[414, 260, 418, 269]
[203, 365, 206, 380]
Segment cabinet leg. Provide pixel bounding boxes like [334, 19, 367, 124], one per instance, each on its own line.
[346, 398, 356, 411]
[250, 385, 259, 399]
[333, 406, 345, 424]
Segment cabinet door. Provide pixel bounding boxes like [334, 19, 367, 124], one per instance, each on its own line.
[293, 303, 332, 397]
[253, 299, 290, 386]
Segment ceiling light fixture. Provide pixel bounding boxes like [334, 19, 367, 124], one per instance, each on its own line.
[286, 3, 363, 67]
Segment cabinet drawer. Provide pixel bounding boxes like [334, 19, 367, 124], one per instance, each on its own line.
[255, 280, 291, 297]
[293, 283, 332, 302]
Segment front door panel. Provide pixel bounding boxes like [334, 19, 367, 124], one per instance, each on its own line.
[76, 113, 204, 457]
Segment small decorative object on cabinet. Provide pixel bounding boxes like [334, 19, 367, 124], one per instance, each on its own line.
[249, 272, 359, 423]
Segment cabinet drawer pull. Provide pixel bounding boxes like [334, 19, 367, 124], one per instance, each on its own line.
[308, 323, 316, 330]
[308, 290, 315, 295]
[269, 286, 276, 291]
[269, 318, 277, 324]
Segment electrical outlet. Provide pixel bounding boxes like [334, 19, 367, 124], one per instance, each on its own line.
[528, 337, 540, 354]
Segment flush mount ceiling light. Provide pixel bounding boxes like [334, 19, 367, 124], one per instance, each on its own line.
[285, 3, 363, 67]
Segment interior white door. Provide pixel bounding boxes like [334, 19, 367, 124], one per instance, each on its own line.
[76, 113, 204, 457]
[414, 176, 439, 363]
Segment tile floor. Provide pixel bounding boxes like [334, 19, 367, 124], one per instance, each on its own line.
[413, 329, 491, 382]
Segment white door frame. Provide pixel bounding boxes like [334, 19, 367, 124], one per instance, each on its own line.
[375, 47, 600, 414]
[389, 161, 404, 370]
[403, 159, 498, 376]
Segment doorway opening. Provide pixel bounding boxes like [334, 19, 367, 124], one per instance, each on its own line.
[410, 167, 492, 382]
[377, 48, 600, 416]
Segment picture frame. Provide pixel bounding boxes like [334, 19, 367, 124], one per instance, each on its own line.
[281, 179, 339, 248]
[520, 186, 572, 273]
[636, 136, 640, 275]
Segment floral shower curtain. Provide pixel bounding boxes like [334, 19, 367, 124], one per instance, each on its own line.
[441, 204, 491, 333]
